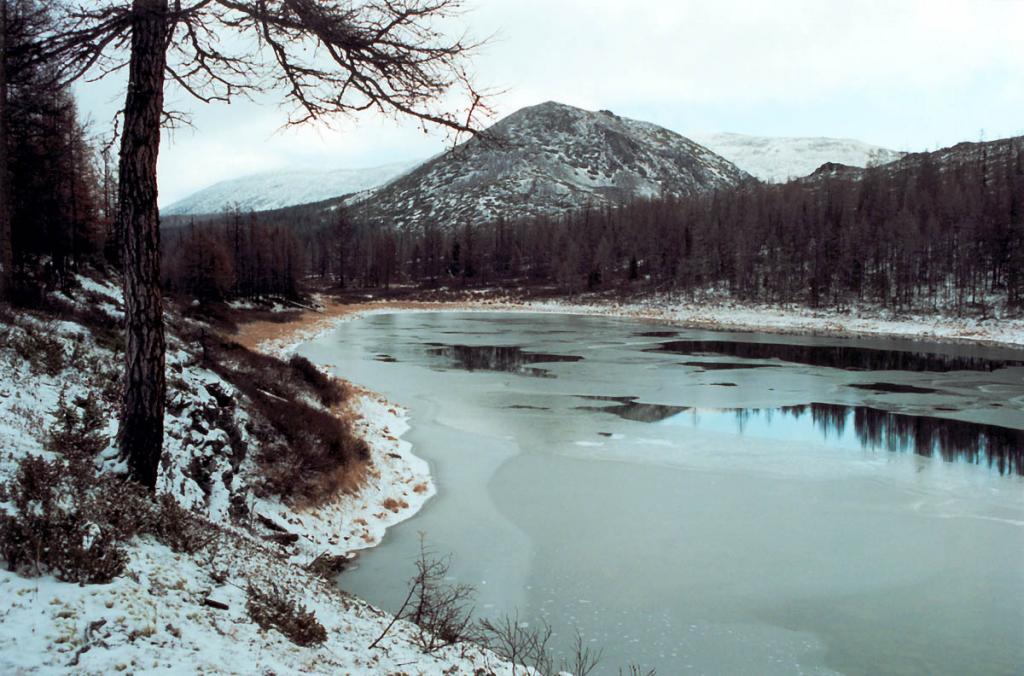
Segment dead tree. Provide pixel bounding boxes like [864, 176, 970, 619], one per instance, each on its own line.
[43, 0, 489, 489]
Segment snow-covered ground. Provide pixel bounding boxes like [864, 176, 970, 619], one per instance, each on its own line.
[518, 295, 1024, 347]
[0, 533, 517, 675]
[0, 277, 517, 675]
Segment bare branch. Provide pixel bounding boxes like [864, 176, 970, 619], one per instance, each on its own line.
[45, 0, 493, 139]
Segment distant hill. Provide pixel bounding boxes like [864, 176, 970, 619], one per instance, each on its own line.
[161, 160, 419, 216]
[796, 136, 1023, 185]
[689, 132, 905, 183]
[346, 101, 750, 230]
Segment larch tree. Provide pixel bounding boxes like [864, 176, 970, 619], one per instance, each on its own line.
[0, 0, 10, 302]
[43, 0, 489, 489]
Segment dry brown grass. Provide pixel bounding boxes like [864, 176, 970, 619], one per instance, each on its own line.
[231, 299, 366, 352]
[297, 451, 369, 510]
[189, 334, 370, 507]
[231, 297, 520, 353]
[381, 497, 409, 513]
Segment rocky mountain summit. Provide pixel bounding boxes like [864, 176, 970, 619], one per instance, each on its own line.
[347, 101, 750, 230]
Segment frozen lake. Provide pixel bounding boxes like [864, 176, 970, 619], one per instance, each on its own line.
[297, 312, 1024, 675]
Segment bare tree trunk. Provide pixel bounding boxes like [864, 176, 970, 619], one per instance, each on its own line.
[0, 0, 11, 302]
[116, 0, 168, 489]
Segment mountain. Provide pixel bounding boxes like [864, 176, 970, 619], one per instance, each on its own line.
[795, 136, 1023, 186]
[348, 101, 750, 230]
[688, 132, 905, 183]
[161, 160, 419, 216]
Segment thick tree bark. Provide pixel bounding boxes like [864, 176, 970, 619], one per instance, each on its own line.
[0, 0, 11, 302]
[116, 0, 168, 489]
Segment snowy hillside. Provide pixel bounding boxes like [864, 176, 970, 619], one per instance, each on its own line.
[689, 132, 905, 183]
[162, 160, 420, 216]
[349, 101, 750, 230]
[795, 135, 1024, 185]
[0, 278, 521, 675]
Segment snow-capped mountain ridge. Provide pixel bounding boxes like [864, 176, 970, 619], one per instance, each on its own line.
[347, 101, 751, 230]
[795, 135, 1023, 186]
[163, 104, 913, 221]
[689, 131, 905, 183]
[162, 160, 420, 216]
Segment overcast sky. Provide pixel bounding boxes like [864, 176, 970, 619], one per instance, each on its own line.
[75, 0, 1024, 207]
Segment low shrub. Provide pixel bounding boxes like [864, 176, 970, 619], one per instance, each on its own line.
[0, 432, 211, 585]
[252, 400, 369, 504]
[288, 355, 346, 407]
[305, 552, 351, 579]
[46, 387, 109, 460]
[13, 328, 64, 375]
[44, 294, 122, 353]
[147, 494, 215, 555]
[0, 456, 129, 584]
[369, 537, 477, 654]
[246, 583, 327, 647]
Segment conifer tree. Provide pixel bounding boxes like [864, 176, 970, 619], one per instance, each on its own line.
[44, 0, 488, 488]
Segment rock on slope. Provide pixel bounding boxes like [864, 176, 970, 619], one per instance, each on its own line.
[689, 131, 905, 183]
[349, 101, 750, 230]
[162, 160, 419, 216]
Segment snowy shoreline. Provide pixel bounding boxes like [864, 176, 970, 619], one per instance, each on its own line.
[251, 292, 1024, 352]
[517, 297, 1024, 348]
[240, 321, 438, 562]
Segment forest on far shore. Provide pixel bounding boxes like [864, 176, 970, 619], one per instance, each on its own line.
[166, 136, 1024, 316]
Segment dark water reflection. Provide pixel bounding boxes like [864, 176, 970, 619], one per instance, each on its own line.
[588, 399, 1024, 475]
[577, 395, 689, 422]
[847, 382, 939, 394]
[635, 330, 678, 337]
[651, 340, 1024, 372]
[680, 360, 779, 371]
[425, 343, 583, 377]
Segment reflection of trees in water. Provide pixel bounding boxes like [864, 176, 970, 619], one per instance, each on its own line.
[653, 340, 1022, 372]
[427, 344, 583, 377]
[680, 361, 778, 371]
[770, 403, 1023, 476]
[592, 402, 689, 423]
[576, 396, 689, 422]
[847, 382, 937, 394]
[581, 394, 1022, 475]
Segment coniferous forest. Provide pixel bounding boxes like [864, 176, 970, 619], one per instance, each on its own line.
[1, 0, 110, 307]
[164, 136, 1024, 315]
